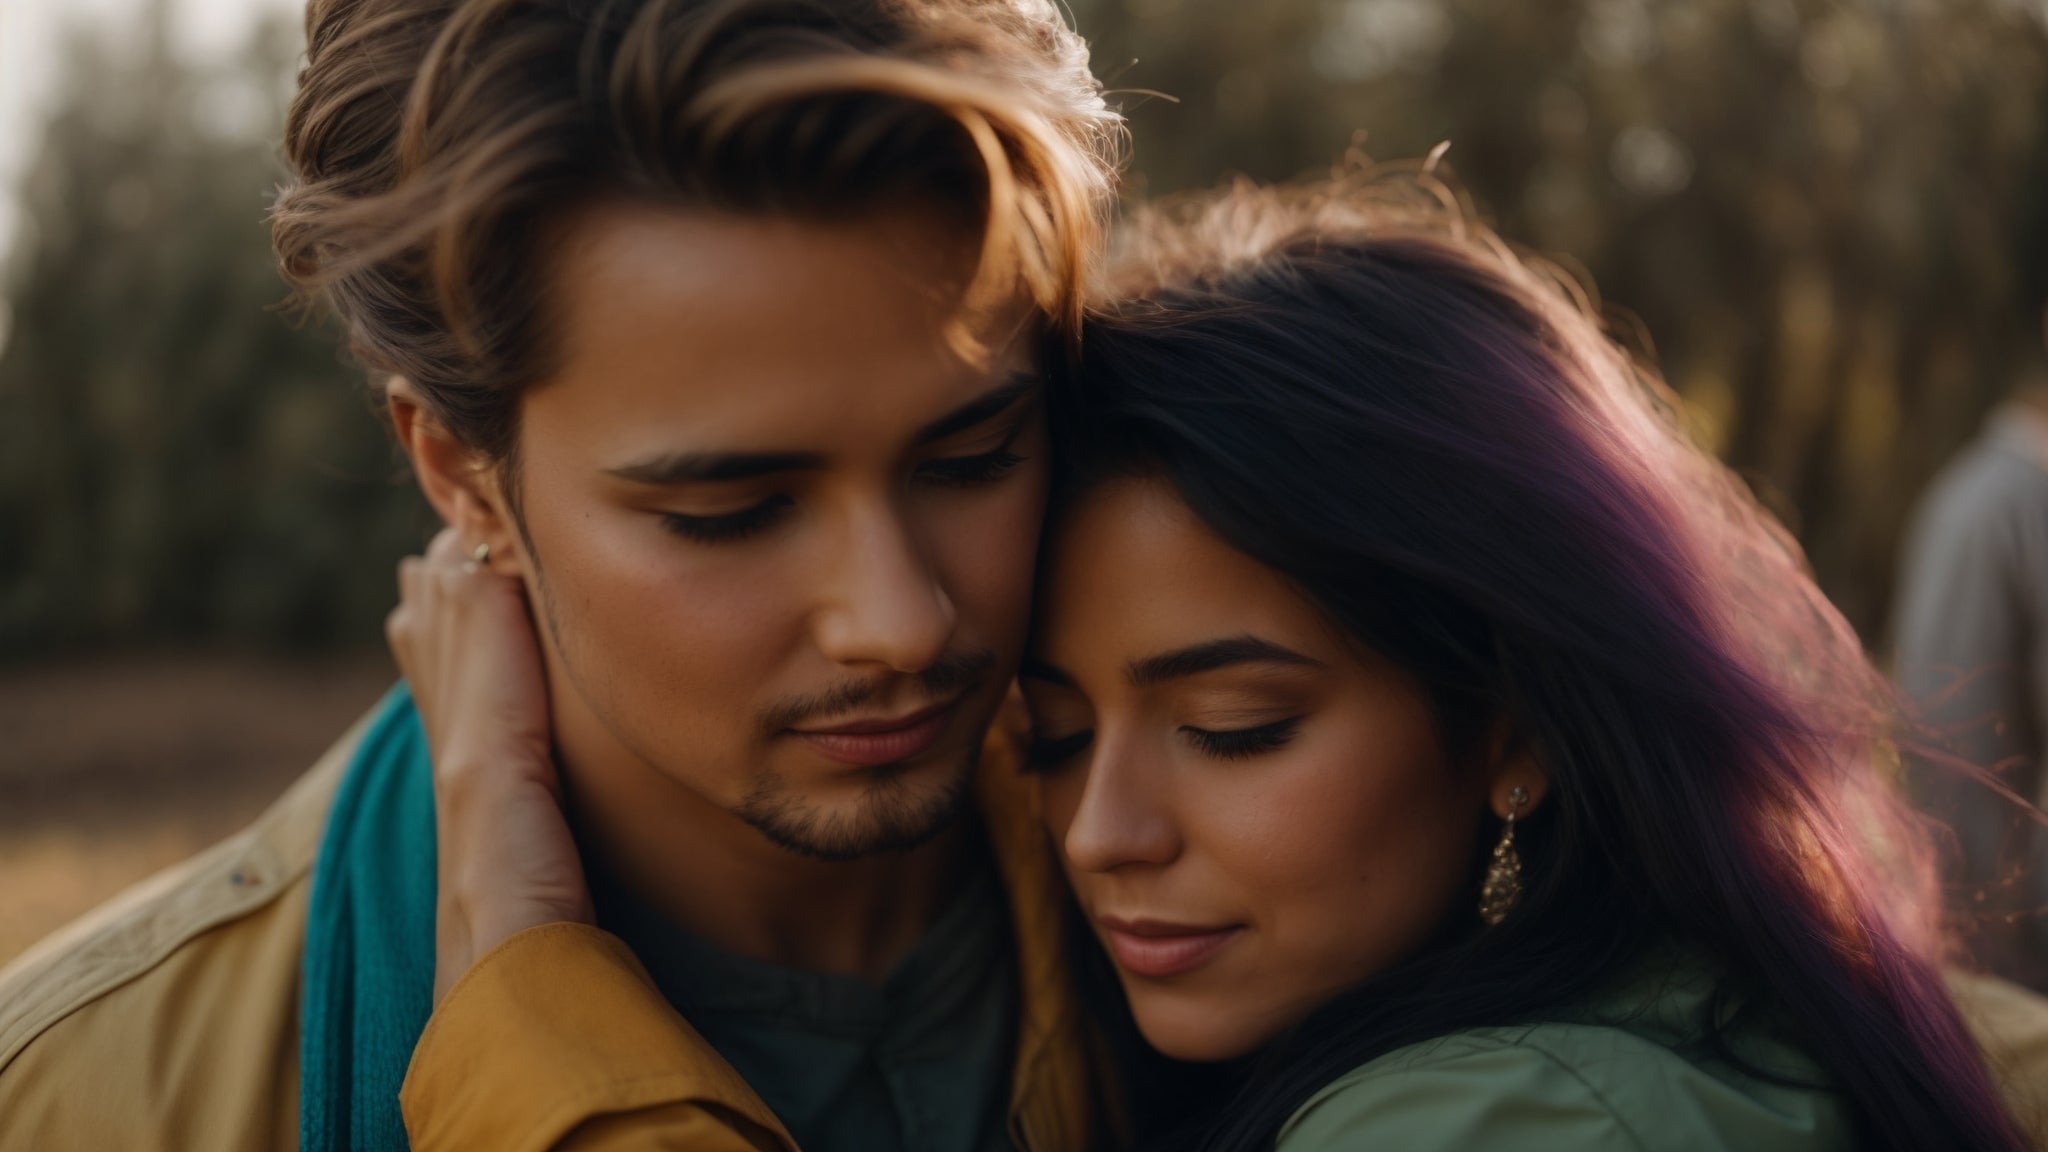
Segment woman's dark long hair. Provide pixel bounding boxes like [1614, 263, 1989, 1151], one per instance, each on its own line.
[1049, 167, 2030, 1151]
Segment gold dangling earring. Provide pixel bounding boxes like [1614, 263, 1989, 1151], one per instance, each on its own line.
[1478, 785, 1529, 926]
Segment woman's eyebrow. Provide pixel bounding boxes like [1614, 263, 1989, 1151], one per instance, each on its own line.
[1125, 635, 1323, 687]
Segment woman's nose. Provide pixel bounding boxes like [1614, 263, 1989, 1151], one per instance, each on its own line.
[1060, 738, 1182, 874]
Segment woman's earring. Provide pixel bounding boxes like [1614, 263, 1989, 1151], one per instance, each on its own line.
[1478, 785, 1529, 926]
[464, 541, 491, 572]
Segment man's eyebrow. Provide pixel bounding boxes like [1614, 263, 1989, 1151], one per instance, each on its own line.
[606, 450, 827, 486]
[913, 372, 1042, 446]
[601, 372, 1039, 487]
[1127, 636, 1324, 687]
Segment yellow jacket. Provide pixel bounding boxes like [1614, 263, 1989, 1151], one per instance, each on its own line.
[0, 704, 1105, 1152]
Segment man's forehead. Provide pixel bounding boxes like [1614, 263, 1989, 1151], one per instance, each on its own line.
[546, 201, 1005, 352]
[538, 207, 1030, 390]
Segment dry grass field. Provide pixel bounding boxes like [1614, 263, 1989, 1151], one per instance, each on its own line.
[0, 651, 398, 964]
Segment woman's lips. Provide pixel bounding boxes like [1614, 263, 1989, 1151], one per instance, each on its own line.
[790, 700, 957, 767]
[1097, 917, 1244, 979]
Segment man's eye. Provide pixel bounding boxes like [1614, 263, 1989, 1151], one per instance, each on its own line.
[1181, 717, 1301, 761]
[1024, 729, 1092, 772]
[916, 447, 1026, 489]
[661, 495, 793, 543]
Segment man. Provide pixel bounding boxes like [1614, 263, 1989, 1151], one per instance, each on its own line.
[0, 1, 1120, 1149]
[1895, 311, 2048, 991]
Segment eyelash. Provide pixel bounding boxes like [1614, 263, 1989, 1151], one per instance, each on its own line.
[1024, 729, 1093, 772]
[1182, 717, 1301, 760]
[659, 445, 1027, 544]
[1022, 717, 1302, 772]
[915, 446, 1027, 489]
[662, 495, 794, 543]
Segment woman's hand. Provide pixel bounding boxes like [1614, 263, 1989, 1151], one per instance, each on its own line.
[388, 527, 594, 1005]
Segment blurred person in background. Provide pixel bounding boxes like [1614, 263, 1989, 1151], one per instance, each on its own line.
[1894, 303, 2048, 991]
[393, 171, 2048, 1151]
[0, 1, 1122, 1150]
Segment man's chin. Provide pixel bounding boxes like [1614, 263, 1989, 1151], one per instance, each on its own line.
[737, 753, 976, 861]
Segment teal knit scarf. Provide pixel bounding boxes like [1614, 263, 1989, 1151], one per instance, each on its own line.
[299, 683, 439, 1152]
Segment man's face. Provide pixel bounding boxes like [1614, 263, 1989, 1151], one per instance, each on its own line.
[503, 200, 1047, 860]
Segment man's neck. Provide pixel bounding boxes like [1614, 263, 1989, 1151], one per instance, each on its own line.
[551, 693, 972, 984]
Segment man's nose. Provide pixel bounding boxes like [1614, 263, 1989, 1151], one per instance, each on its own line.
[812, 499, 957, 673]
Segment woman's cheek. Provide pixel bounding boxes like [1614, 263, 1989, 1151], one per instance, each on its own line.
[1205, 732, 1475, 989]
[1037, 770, 1085, 868]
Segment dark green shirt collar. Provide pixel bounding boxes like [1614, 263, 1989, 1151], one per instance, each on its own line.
[592, 841, 1019, 1152]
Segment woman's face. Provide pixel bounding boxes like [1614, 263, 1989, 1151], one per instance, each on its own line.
[1023, 475, 1517, 1062]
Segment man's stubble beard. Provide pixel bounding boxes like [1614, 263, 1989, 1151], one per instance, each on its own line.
[524, 540, 989, 863]
[737, 740, 979, 861]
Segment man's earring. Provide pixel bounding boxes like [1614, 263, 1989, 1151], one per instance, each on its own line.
[1478, 784, 1529, 926]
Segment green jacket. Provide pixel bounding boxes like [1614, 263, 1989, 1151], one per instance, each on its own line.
[1280, 957, 1851, 1151]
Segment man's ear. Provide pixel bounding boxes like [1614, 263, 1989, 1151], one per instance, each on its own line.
[1483, 718, 1550, 820]
[387, 376, 519, 570]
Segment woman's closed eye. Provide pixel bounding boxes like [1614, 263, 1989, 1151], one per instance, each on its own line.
[1025, 728, 1092, 771]
[1182, 716, 1301, 760]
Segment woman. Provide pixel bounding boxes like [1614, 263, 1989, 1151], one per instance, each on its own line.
[392, 169, 2041, 1149]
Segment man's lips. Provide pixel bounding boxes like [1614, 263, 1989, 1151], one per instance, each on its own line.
[1096, 916, 1244, 979]
[789, 699, 959, 767]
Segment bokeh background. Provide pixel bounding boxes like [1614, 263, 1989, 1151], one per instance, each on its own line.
[1, 0, 2045, 963]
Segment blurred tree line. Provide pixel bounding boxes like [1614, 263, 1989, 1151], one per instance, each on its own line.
[1, 0, 2044, 661]
[0, 5, 428, 661]
[1074, 0, 2048, 637]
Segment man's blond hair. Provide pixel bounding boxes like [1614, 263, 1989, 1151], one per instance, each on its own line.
[272, 0, 1122, 461]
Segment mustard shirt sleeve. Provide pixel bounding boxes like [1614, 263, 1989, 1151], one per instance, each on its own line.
[400, 923, 796, 1152]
